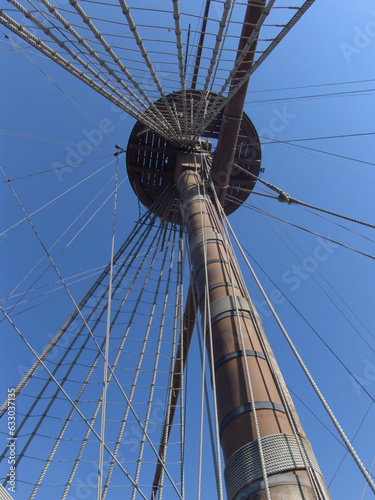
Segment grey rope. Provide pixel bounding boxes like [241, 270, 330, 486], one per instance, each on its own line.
[224, 215, 375, 495]
[235, 164, 375, 230]
[204, 157, 272, 499]
[97, 158, 119, 499]
[2, 171, 183, 496]
[130, 222, 180, 500]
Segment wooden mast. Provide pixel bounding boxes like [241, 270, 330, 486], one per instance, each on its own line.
[174, 151, 331, 499]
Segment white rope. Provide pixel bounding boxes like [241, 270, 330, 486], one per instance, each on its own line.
[1, 159, 114, 238]
[0, 11, 171, 136]
[0, 164, 123, 326]
[196, 0, 318, 137]
[197, 166, 224, 499]
[0, 307, 149, 500]
[190, 0, 232, 135]
[197, 257, 207, 500]
[188, 270, 223, 499]
[172, 0, 188, 138]
[203, 157, 271, 500]
[157, 234, 183, 500]
[1, 168, 184, 496]
[0, 199, 163, 485]
[0, 209, 151, 423]
[224, 213, 375, 495]
[118, 0, 182, 137]
[97, 159, 119, 499]
[17, 41, 118, 145]
[194, 0, 274, 136]
[179, 165, 224, 499]
[178, 229, 186, 499]
[207, 163, 322, 498]
[130, 224, 179, 500]
[66, 0, 177, 139]
[68, 213, 167, 500]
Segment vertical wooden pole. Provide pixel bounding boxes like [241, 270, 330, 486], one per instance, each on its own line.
[175, 152, 331, 500]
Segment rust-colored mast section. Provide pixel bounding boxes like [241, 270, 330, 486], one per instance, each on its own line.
[174, 152, 331, 499]
[191, 0, 211, 90]
[211, 0, 265, 204]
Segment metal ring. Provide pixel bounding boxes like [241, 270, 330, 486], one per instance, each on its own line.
[220, 402, 285, 437]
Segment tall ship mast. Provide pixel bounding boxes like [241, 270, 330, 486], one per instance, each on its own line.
[0, 1, 374, 498]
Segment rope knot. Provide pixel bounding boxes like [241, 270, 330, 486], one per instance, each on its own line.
[278, 192, 292, 205]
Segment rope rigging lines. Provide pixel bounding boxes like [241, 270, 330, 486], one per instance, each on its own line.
[0, 0, 317, 144]
[1, 1, 375, 499]
[0, 186, 188, 498]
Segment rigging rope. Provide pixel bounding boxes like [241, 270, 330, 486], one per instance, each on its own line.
[0, 307, 150, 499]
[1, 172, 183, 496]
[207, 175, 273, 498]
[196, 162, 224, 499]
[97, 157, 119, 499]
[234, 164, 375, 230]
[224, 214, 375, 495]
[228, 196, 375, 261]
[206, 161, 323, 498]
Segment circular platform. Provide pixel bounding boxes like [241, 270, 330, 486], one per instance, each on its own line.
[126, 90, 261, 223]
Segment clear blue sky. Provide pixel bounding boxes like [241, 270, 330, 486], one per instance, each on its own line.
[1, 0, 375, 498]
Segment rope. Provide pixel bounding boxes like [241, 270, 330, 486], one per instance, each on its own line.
[157, 231, 184, 500]
[66, 0, 177, 140]
[204, 157, 272, 499]
[224, 215, 375, 495]
[118, 0, 182, 138]
[194, 0, 275, 136]
[198, 167, 224, 499]
[0, 166, 124, 327]
[189, 0, 233, 136]
[196, 0, 318, 136]
[130, 222, 180, 500]
[178, 227, 186, 499]
[16, 42, 118, 146]
[97, 157, 119, 499]
[0, 204, 162, 482]
[0, 307, 149, 500]
[329, 401, 374, 488]
[0, 205, 155, 420]
[235, 164, 375, 230]
[216, 199, 333, 497]
[229, 196, 375, 262]
[0, 11, 172, 136]
[258, 133, 375, 169]
[259, 209, 375, 353]
[2, 173, 182, 496]
[172, 0, 188, 138]
[189, 270, 223, 499]
[1, 159, 114, 238]
[239, 243, 375, 403]
[68, 209, 168, 500]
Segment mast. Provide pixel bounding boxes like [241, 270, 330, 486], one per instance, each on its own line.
[174, 151, 331, 499]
